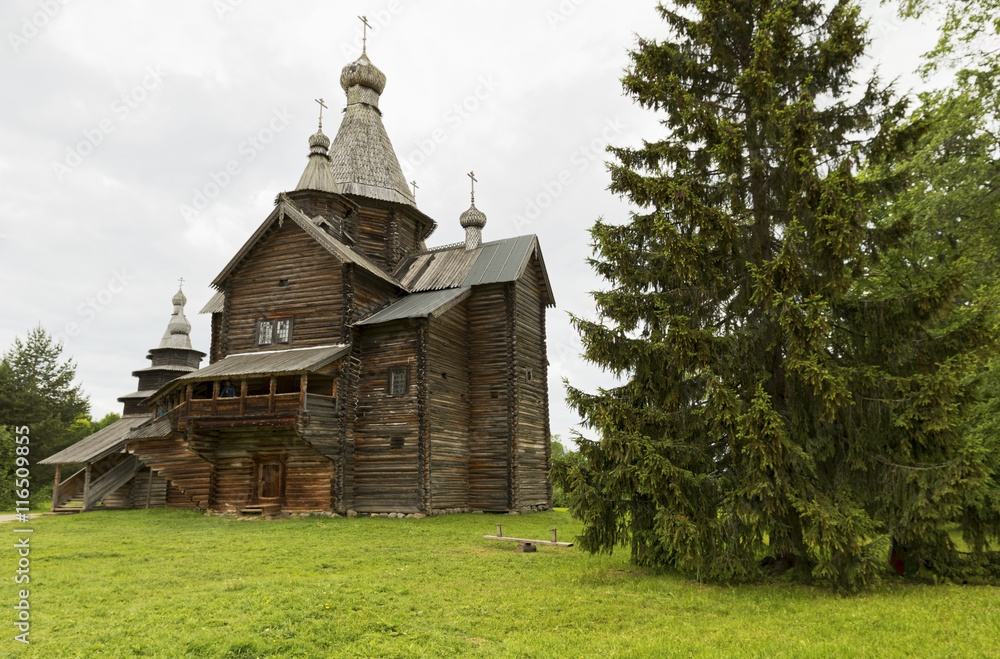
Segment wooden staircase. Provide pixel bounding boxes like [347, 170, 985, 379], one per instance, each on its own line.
[126, 436, 212, 508]
[52, 485, 86, 514]
[51, 456, 140, 513]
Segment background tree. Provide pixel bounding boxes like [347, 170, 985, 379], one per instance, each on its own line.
[564, 0, 994, 590]
[884, 0, 1000, 568]
[0, 326, 90, 494]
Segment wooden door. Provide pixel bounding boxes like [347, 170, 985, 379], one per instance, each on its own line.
[254, 460, 284, 503]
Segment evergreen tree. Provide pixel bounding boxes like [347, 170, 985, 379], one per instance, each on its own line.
[563, 0, 994, 590]
[0, 326, 90, 489]
[885, 0, 1000, 571]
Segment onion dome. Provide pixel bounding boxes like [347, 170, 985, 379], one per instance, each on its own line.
[309, 127, 331, 151]
[329, 51, 416, 207]
[159, 287, 194, 350]
[295, 122, 339, 194]
[460, 203, 487, 230]
[340, 53, 387, 98]
[461, 173, 487, 250]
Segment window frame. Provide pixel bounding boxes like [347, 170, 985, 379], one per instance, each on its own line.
[256, 319, 273, 346]
[387, 367, 409, 396]
[256, 316, 293, 346]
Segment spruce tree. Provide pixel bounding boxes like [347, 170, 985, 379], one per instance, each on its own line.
[0, 326, 90, 490]
[561, 0, 994, 590]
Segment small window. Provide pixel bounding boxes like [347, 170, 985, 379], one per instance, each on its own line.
[388, 368, 408, 396]
[278, 279, 290, 287]
[275, 318, 291, 343]
[526, 368, 533, 382]
[257, 320, 273, 345]
[390, 436, 404, 450]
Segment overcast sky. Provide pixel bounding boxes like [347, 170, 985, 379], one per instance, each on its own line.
[0, 1, 941, 447]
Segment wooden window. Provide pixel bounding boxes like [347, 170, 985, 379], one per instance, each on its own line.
[275, 318, 292, 343]
[278, 279, 289, 287]
[390, 436, 404, 450]
[257, 320, 273, 345]
[388, 368, 408, 396]
[257, 317, 293, 345]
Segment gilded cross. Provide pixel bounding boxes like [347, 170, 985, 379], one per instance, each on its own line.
[315, 97, 327, 129]
[468, 171, 477, 203]
[358, 15, 372, 53]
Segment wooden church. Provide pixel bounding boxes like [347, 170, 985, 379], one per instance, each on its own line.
[109, 46, 556, 516]
[40, 290, 206, 512]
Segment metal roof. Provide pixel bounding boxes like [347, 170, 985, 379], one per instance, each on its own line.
[395, 246, 481, 291]
[174, 344, 350, 382]
[355, 288, 471, 326]
[200, 291, 224, 314]
[125, 415, 173, 441]
[39, 415, 153, 465]
[142, 343, 351, 405]
[394, 235, 555, 305]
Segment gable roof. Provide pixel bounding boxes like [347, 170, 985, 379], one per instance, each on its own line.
[394, 235, 555, 305]
[211, 199, 404, 291]
[355, 288, 471, 326]
[39, 415, 153, 465]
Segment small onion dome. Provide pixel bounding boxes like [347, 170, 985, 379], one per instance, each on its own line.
[172, 288, 187, 308]
[308, 127, 331, 153]
[340, 53, 386, 95]
[167, 313, 191, 337]
[460, 202, 487, 229]
[460, 202, 487, 250]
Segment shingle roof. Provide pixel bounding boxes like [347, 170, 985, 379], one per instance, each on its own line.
[394, 235, 555, 305]
[355, 288, 471, 326]
[39, 415, 153, 465]
[295, 127, 339, 194]
[330, 53, 415, 207]
[200, 291, 224, 314]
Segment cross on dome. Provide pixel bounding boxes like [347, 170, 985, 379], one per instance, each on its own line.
[358, 15, 372, 54]
[315, 97, 327, 129]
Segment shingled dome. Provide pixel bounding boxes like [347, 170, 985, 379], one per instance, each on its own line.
[329, 52, 416, 207]
[295, 124, 339, 194]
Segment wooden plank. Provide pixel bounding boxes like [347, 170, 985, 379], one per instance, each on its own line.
[482, 535, 573, 547]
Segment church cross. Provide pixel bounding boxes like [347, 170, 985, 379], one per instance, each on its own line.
[468, 171, 477, 203]
[358, 15, 372, 53]
[315, 97, 327, 129]
[410, 180, 419, 199]
[177, 277, 185, 289]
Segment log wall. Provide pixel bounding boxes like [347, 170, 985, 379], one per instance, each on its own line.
[426, 303, 470, 510]
[353, 322, 421, 513]
[514, 257, 551, 508]
[192, 428, 335, 513]
[225, 221, 344, 355]
[467, 284, 512, 511]
[351, 205, 422, 272]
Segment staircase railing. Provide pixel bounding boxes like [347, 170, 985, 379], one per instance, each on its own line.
[52, 467, 87, 510]
[83, 456, 139, 511]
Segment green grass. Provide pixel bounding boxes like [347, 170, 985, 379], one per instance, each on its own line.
[4, 509, 998, 658]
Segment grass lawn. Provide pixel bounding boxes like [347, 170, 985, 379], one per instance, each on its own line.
[3, 509, 998, 658]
